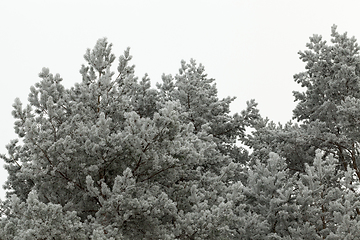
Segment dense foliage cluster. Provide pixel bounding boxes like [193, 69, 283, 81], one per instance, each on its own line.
[1, 25, 360, 239]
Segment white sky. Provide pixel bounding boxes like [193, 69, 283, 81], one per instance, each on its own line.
[0, 0, 359, 200]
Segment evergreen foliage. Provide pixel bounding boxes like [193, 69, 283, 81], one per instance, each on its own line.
[292, 25, 360, 176]
[2, 26, 360, 239]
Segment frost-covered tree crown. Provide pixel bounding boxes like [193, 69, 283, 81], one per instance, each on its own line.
[2, 28, 360, 239]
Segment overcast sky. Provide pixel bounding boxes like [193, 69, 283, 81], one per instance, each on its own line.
[1, 0, 359, 200]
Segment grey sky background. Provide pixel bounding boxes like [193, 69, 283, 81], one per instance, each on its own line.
[0, 0, 359, 200]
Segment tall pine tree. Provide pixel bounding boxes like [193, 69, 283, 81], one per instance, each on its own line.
[0, 38, 254, 239]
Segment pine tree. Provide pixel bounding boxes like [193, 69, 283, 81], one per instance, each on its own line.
[242, 25, 360, 239]
[0, 38, 253, 239]
[292, 25, 360, 178]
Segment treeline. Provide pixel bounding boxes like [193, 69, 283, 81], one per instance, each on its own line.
[1, 25, 360, 239]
